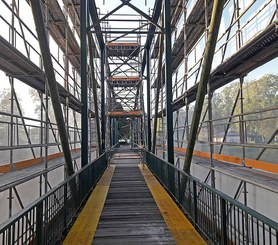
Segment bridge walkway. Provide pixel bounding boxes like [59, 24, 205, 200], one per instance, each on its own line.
[63, 152, 205, 244]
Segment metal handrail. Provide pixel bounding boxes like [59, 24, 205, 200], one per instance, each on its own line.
[0, 153, 107, 244]
[145, 150, 278, 244]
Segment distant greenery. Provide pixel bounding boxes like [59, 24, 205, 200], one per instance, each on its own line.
[0, 88, 26, 145]
[0, 75, 277, 146]
[172, 74, 278, 144]
[212, 74, 278, 141]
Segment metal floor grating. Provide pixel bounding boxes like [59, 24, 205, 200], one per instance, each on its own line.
[93, 154, 175, 244]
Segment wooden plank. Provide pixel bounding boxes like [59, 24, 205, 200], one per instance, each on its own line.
[139, 164, 207, 245]
[63, 165, 115, 245]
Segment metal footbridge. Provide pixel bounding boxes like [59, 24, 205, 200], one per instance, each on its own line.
[1, 149, 277, 244]
[0, 0, 278, 244]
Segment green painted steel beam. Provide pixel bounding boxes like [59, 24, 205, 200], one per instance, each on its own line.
[81, 0, 88, 167]
[152, 25, 164, 154]
[101, 48, 106, 153]
[88, 35, 101, 155]
[146, 48, 152, 152]
[164, 0, 174, 164]
[183, 0, 225, 174]
[29, 0, 74, 176]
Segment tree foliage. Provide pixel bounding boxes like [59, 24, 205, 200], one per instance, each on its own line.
[0, 88, 26, 145]
[212, 74, 278, 141]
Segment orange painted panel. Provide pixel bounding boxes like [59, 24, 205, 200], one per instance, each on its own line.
[106, 42, 139, 47]
[245, 158, 278, 174]
[166, 145, 278, 174]
[108, 77, 140, 81]
[213, 153, 242, 165]
[0, 148, 82, 174]
[108, 110, 143, 116]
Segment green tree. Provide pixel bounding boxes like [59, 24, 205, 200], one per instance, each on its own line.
[244, 74, 278, 141]
[29, 89, 56, 123]
[0, 88, 26, 145]
[212, 82, 240, 134]
[212, 74, 278, 141]
[245, 74, 278, 111]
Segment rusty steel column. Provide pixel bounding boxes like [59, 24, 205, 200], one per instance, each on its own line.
[30, 0, 74, 176]
[183, 0, 225, 174]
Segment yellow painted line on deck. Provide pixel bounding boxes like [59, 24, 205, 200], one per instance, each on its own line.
[63, 165, 115, 245]
[139, 164, 206, 245]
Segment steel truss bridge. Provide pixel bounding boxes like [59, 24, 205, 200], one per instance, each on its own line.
[0, 0, 277, 244]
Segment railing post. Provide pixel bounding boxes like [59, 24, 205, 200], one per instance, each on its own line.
[221, 198, 228, 245]
[64, 184, 68, 230]
[168, 165, 175, 193]
[178, 171, 182, 204]
[89, 163, 92, 188]
[36, 202, 44, 245]
[78, 174, 81, 206]
[193, 180, 198, 225]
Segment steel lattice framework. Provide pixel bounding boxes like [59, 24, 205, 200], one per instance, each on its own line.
[0, 0, 277, 236]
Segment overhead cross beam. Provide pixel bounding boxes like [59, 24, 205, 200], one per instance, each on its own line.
[141, 0, 163, 74]
[88, 0, 105, 49]
[125, 2, 164, 31]
[88, 2, 128, 30]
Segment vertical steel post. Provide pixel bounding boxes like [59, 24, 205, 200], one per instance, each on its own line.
[88, 36, 102, 155]
[208, 91, 215, 187]
[152, 32, 164, 154]
[239, 76, 249, 243]
[164, 0, 174, 164]
[81, 0, 88, 167]
[183, 0, 225, 174]
[43, 0, 49, 193]
[10, 1, 15, 173]
[36, 202, 44, 244]
[9, 78, 14, 172]
[220, 198, 228, 244]
[29, 0, 74, 176]
[181, 0, 189, 150]
[146, 48, 152, 151]
[205, 0, 215, 189]
[44, 85, 49, 193]
[239, 77, 245, 165]
[110, 117, 113, 147]
[101, 48, 106, 153]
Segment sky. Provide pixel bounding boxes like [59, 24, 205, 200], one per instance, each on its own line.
[95, 0, 155, 14]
